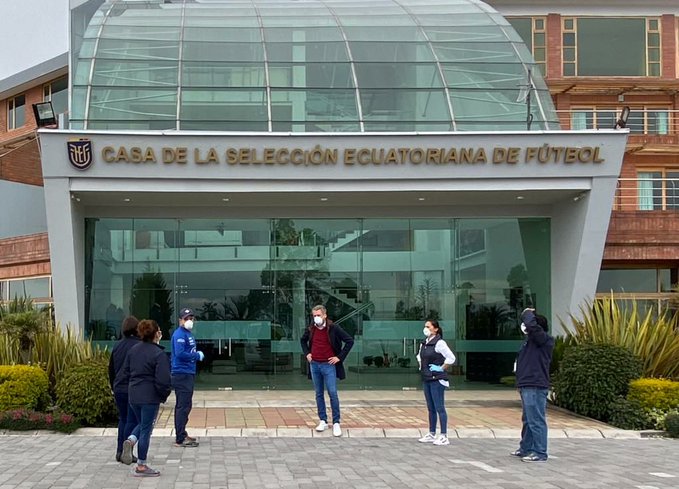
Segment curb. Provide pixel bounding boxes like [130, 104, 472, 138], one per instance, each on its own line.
[0, 427, 649, 439]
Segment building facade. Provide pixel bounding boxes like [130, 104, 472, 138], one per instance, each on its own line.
[5, 0, 678, 388]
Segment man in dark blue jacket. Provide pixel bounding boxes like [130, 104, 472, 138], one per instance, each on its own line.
[512, 308, 554, 463]
[171, 307, 204, 447]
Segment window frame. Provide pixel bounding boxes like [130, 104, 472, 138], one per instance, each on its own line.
[7, 93, 26, 130]
[562, 16, 661, 77]
[570, 105, 671, 134]
[636, 167, 679, 210]
[43, 76, 69, 115]
[506, 16, 547, 76]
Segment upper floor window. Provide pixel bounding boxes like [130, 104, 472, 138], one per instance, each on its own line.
[43, 77, 68, 116]
[638, 170, 679, 210]
[571, 106, 670, 135]
[507, 17, 546, 76]
[563, 17, 660, 76]
[7, 94, 26, 130]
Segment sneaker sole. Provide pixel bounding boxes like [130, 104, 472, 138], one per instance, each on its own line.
[120, 440, 134, 465]
[522, 458, 547, 463]
[133, 471, 160, 477]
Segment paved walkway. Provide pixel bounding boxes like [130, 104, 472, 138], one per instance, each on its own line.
[79, 390, 630, 439]
[2, 436, 678, 488]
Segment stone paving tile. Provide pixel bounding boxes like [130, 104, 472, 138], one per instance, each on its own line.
[2, 436, 679, 488]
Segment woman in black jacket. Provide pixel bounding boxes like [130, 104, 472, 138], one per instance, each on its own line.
[108, 316, 140, 463]
[115, 319, 171, 477]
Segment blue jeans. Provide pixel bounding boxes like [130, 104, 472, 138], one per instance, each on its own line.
[113, 391, 139, 455]
[129, 403, 160, 464]
[172, 374, 195, 443]
[310, 361, 340, 424]
[422, 381, 448, 435]
[519, 387, 549, 459]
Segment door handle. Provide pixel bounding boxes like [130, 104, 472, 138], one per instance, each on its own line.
[403, 337, 406, 356]
[413, 338, 417, 355]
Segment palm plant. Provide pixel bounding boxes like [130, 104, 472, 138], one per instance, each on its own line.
[562, 295, 679, 379]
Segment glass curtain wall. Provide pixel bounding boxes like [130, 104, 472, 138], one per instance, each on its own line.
[85, 217, 550, 389]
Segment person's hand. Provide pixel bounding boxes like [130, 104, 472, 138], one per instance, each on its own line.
[197, 351, 205, 361]
[328, 356, 340, 365]
[306, 353, 312, 363]
[428, 364, 444, 372]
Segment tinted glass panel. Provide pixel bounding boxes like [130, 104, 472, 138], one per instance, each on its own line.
[577, 18, 646, 76]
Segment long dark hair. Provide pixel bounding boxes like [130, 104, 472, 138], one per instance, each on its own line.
[426, 319, 443, 338]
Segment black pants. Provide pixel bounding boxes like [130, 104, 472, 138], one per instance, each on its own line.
[172, 373, 195, 443]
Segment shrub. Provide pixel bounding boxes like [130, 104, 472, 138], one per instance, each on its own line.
[628, 378, 679, 412]
[552, 344, 642, 421]
[664, 412, 679, 438]
[563, 296, 679, 379]
[499, 375, 516, 387]
[55, 360, 116, 426]
[608, 397, 653, 430]
[0, 365, 50, 412]
[31, 324, 109, 397]
[0, 408, 79, 433]
[550, 336, 571, 377]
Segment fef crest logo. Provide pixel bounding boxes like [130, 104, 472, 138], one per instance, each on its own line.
[67, 138, 93, 170]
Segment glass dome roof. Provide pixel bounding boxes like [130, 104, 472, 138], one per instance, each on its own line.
[70, 0, 559, 132]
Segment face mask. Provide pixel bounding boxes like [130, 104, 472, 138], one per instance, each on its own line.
[313, 316, 325, 327]
[520, 322, 527, 334]
[423, 327, 432, 337]
[184, 319, 194, 331]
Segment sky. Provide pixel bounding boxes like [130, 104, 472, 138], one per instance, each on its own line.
[0, 0, 69, 80]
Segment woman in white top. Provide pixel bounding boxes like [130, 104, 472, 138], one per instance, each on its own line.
[416, 319, 456, 446]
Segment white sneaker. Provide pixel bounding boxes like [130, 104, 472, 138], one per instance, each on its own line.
[315, 420, 328, 432]
[433, 435, 450, 446]
[332, 423, 342, 437]
[418, 433, 436, 443]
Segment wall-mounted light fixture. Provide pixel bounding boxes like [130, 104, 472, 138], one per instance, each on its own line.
[615, 106, 631, 129]
[32, 101, 57, 128]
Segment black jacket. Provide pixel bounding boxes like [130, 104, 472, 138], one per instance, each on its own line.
[300, 320, 354, 380]
[516, 310, 554, 389]
[114, 341, 172, 404]
[108, 336, 141, 393]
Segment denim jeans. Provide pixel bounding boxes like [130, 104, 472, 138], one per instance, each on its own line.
[172, 374, 195, 443]
[114, 391, 138, 455]
[519, 387, 549, 459]
[422, 381, 448, 435]
[310, 361, 340, 424]
[129, 403, 160, 464]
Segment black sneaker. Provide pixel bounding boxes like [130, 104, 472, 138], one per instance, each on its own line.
[116, 452, 121, 462]
[120, 439, 136, 465]
[133, 465, 160, 477]
[510, 449, 527, 457]
[522, 453, 548, 463]
[174, 439, 199, 447]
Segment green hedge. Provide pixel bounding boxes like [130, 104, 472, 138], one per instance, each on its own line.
[0, 365, 50, 412]
[55, 360, 116, 426]
[552, 344, 642, 421]
[628, 378, 679, 412]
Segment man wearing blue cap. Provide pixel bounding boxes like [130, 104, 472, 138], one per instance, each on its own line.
[171, 307, 204, 447]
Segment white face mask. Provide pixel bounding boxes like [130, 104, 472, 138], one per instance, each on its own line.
[184, 319, 194, 331]
[423, 327, 432, 337]
[520, 322, 527, 334]
[313, 316, 325, 327]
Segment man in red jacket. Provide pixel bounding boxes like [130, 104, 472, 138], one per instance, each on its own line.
[300, 305, 354, 437]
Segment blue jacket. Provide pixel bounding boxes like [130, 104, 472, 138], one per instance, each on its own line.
[108, 335, 140, 393]
[516, 310, 555, 389]
[171, 326, 200, 375]
[114, 341, 171, 404]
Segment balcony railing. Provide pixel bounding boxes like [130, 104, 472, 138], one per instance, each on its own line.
[556, 109, 679, 135]
[614, 177, 679, 211]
